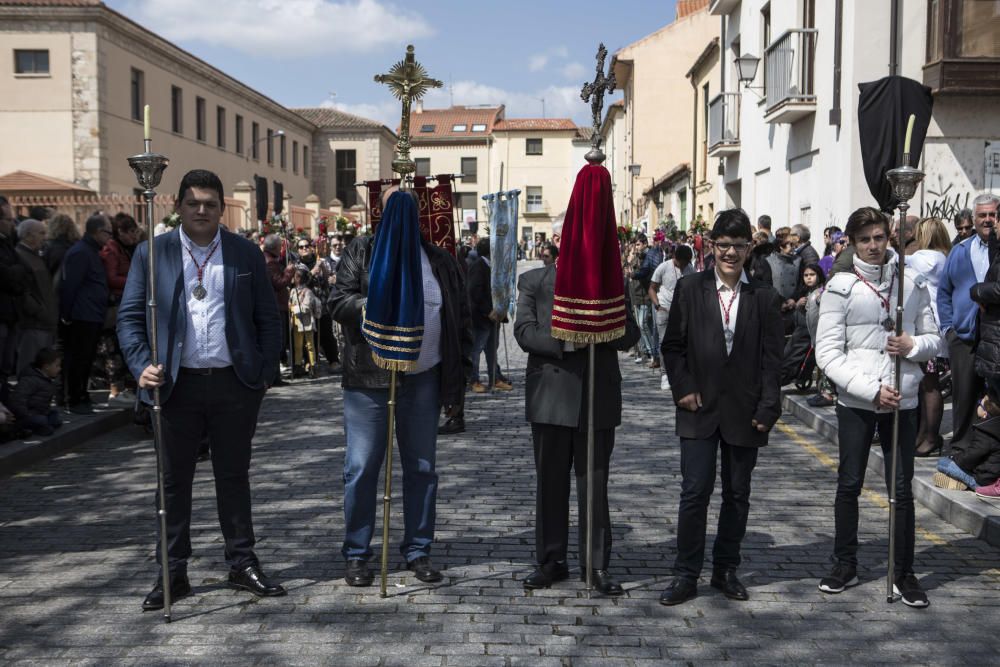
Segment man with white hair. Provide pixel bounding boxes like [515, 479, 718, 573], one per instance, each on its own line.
[14, 218, 57, 375]
[938, 192, 1000, 456]
[791, 223, 820, 268]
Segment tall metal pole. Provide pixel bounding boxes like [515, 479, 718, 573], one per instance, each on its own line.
[885, 154, 924, 603]
[128, 138, 170, 622]
[586, 343, 596, 595]
[373, 45, 442, 598]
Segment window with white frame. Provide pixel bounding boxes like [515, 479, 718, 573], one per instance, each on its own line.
[526, 187, 543, 213]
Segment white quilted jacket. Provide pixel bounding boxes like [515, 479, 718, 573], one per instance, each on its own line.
[815, 250, 941, 411]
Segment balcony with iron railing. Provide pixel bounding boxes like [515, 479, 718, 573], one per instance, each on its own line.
[708, 92, 741, 157]
[763, 28, 818, 124]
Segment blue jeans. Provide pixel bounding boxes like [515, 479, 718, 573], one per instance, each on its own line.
[635, 304, 657, 358]
[342, 366, 440, 562]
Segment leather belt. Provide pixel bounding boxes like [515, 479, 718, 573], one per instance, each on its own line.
[179, 366, 232, 376]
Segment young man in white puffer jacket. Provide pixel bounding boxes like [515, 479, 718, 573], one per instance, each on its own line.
[814, 206, 941, 608]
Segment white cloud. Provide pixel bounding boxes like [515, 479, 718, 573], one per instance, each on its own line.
[561, 62, 587, 81]
[527, 45, 570, 73]
[127, 0, 433, 57]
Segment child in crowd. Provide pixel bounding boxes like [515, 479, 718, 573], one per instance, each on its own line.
[9, 347, 63, 436]
[289, 268, 322, 379]
[935, 389, 1000, 497]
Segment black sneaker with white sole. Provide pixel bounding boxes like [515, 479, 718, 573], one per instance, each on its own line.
[818, 563, 859, 593]
[893, 573, 929, 608]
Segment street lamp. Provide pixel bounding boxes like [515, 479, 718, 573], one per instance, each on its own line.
[736, 53, 764, 98]
[628, 164, 641, 177]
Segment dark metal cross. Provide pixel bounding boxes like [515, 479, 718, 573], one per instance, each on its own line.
[374, 45, 442, 178]
[580, 43, 616, 163]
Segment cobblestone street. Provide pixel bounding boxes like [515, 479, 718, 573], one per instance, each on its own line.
[2, 319, 1000, 665]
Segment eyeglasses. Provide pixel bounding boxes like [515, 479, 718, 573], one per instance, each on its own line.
[714, 242, 751, 253]
[297, 244, 311, 249]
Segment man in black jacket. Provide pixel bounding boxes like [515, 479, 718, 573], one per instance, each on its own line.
[0, 196, 28, 390]
[329, 190, 472, 587]
[59, 213, 111, 413]
[514, 262, 639, 595]
[467, 237, 511, 392]
[660, 209, 784, 606]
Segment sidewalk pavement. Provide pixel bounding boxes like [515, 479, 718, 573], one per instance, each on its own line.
[783, 390, 1000, 548]
[0, 395, 132, 478]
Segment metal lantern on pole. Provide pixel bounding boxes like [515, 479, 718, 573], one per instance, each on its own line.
[126, 108, 171, 622]
[884, 130, 924, 604]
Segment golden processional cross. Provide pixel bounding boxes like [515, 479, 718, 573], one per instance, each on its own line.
[374, 45, 443, 179]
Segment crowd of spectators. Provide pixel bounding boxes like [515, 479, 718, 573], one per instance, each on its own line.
[615, 194, 1000, 500]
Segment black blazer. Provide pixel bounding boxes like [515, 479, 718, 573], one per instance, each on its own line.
[662, 269, 784, 447]
[467, 256, 492, 327]
[514, 264, 640, 430]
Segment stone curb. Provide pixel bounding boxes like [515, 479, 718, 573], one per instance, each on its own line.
[0, 406, 132, 478]
[782, 391, 1000, 548]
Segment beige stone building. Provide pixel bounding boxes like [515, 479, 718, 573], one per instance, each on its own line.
[407, 105, 591, 241]
[293, 107, 396, 211]
[612, 0, 716, 231]
[0, 0, 316, 227]
[600, 100, 629, 229]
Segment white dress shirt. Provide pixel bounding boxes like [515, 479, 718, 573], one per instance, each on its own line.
[970, 235, 990, 283]
[179, 225, 231, 368]
[715, 268, 750, 355]
[411, 247, 442, 374]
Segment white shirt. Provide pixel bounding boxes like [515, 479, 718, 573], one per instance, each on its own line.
[179, 226, 231, 368]
[970, 235, 990, 283]
[715, 268, 750, 355]
[411, 247, 442, 374]
[652, 260, 694, 314]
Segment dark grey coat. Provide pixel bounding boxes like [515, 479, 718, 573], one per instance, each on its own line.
[513, 264, 640, 431]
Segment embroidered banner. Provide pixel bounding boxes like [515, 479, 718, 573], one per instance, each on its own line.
[484, 189, 520, 318]
[414, 175, 457, 256]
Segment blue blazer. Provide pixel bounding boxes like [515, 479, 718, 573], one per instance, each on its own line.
[117, 227, 282, 404]
[937, 236, 980, 342]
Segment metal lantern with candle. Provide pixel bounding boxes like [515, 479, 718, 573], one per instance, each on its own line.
[884, 114, 924, 604]
[126, 105, 173, 623]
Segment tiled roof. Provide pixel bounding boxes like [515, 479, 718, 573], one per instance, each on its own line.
[292, 107, 387, 131]
[0, 170, 94, 193]
[0, 0, 102, 5]
[575, 126, 595, 141]
[493, 118, 577, 131]
[408, 106, 504, 141]
[676, 0, 709, 18]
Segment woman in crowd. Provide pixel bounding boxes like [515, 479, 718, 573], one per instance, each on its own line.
[908, 217, 952, 457]
[98, 212, 141, 404]
[820, 232, 848, 278]
[44, 213, 80, 276]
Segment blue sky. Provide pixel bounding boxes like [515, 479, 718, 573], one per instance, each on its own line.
[107, 0, 678, 126]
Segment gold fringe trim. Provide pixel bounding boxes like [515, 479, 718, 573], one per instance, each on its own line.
[551, 325, 626, 344]
[370, 353, 418, 372]
[362, 325, 424, 342]
[551, 313, 626, 326]
[362, 305, 425, 333]
[551, 303, 626, 316]
[553, 294, 625, 305]
[366, 338, 423, 354]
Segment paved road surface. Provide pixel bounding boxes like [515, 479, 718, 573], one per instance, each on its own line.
[2, 264, 999, 665]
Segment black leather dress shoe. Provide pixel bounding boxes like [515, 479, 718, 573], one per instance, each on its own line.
[710, 569, 749, 601]
[228, 564, 286, 597]
[407, 556, 443, 583]
[438, 417, 465, 435]
[142, 573, 191, 611]
[582, 569, 624, 596]
[523, 561, 569, 590]
[659, 578, 698, 606]
[344, 559, 373, 587]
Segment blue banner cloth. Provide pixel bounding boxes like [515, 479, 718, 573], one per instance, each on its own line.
[484, 189, 520, 319]
[361, 191, 424, 371]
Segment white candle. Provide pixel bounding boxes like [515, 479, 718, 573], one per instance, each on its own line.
[144, 104, 151, 141]
[903, 114, 915, 156]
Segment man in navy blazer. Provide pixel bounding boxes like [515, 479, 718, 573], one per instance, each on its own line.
[118, 169, 285, 612]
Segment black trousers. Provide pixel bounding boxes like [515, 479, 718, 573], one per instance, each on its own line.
[833, 405, 917, 574]
[156, 366, 265, 574]
[946, 330, 983, 454]
[674, 430, 759, 580]
[318, 313, 338, 363]
[531, 423, 615, 571]
[781, 310, 813, 385]
[64, 320, 102, 405]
